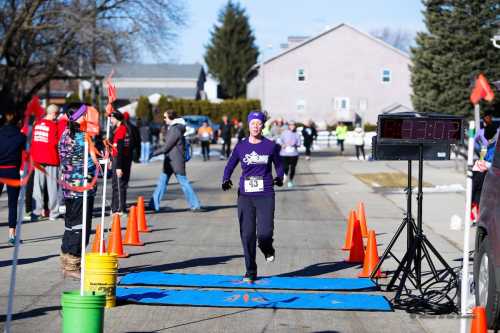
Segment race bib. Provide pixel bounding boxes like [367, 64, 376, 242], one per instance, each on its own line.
[284, 146, 295, 153]
[244, 176, 264, 193]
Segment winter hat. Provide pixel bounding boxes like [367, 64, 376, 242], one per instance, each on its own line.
[111, 110, 124, 121]
[247, 111, 266, 124]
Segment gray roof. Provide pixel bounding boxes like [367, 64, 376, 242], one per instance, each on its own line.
[110, 87, 199, 100]
[97, 63, 204, 79]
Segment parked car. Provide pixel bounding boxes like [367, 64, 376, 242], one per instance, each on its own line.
[473, 137, 500, 329]
[183, 115, 220, 144]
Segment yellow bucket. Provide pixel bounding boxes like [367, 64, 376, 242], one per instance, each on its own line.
[84, 253, 118, 308]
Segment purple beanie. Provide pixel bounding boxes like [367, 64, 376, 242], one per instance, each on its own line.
[247, 111, 266, 124]
[70, 104, 88, 121]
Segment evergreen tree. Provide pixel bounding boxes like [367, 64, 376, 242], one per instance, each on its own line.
[135, 96, 152, 122]
[204, 1, 259, 99]
[411, 0, 500, 116]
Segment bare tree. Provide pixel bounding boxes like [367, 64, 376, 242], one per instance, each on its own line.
[370, 27, 414, 53]
[0, 0, 186, 112]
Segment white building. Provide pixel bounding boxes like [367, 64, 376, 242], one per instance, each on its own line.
[246, 23, 413, 126]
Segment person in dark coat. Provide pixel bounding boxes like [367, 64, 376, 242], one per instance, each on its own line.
[219, 115, 233, 159]
[301, 120, 317, 161]
[149, 109, 202, 212]
[0, 109, 26, 245]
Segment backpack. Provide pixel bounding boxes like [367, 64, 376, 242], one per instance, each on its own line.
[183, 136, 192, 162]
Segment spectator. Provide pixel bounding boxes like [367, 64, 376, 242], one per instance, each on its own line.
[301, 120, 317, 161]
[0, 109, 26, 245]
[139, 119, 152, 164]
[110, 110, 132, 214]
[58, 104, 97, 279]
[149, 110, 202, 212]
[335, 122, 348, 155]
[197, 121, 213, 161]
[31, 104, 61, 221]
[353, 125, 366, 160]
[123, 111, 141, 163]
[219, 115, 233, 159]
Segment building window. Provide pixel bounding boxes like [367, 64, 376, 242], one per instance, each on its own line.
[359, 99, 367, 111]
[334, 97, 350, 110]
[296, 99, 306, 112]
[297, 69, 306, 81]
[382, 69, 391, 83]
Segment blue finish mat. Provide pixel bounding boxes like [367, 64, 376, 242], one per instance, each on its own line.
[119, 271, 377, 291]
[116, 287, 392, 311]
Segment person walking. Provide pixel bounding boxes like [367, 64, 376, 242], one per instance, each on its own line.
[149, 110, 202, 212]
[335, 122, 348, 155]
[219, 115, 233, 160]
[0, 109, 26, 245]
[110, 110, 132, 214]
[58, 104, 97, 279]
[301, 120, 317, 161]
[197, 121, 213, 161]
[31, 104, 61, 221]
[235, 121, 246, 143]
[353, 125, 366, 160]
[222, 111, 284, 282]
[279, 121, 301, 188]
[139, 120, 152, 163]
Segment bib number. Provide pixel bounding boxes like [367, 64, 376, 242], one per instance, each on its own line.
[244, 177, 264, 193]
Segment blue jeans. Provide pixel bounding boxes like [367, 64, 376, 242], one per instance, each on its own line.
[151, 172, 201, 210]
[140, 142, 151, 163]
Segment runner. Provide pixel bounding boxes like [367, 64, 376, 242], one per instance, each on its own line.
[197, 121, 213, 161]
[301, 120, 317, 161]
[222, 111, 284, 282]
[279, 120, 301, 188]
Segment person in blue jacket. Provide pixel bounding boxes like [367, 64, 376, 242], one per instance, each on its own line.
[0, 109, 26, 245]
[222, 111, 284, 282]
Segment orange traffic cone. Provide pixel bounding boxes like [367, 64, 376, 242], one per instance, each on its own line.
[137, 196, 151, 233]
[91, 224, 106, 253]
[470, 306, 487, 333]
[342, 209, 357, 251]
[347, 219, 364, 263]
[359, 230, 382, 278]
[123, 206, 144, 246]
[107, 214, 129, 258]
[357, 201, 368, 238]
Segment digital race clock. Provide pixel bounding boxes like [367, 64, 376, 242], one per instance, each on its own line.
[377, 113, 463, 144]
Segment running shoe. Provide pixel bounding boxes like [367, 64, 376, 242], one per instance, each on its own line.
[243, 272, 257, 283]
[265, 254, 275, 262]
[287, 181, 294, 188]
[8, 237, 15, 246]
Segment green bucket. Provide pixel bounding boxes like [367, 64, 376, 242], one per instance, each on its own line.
[61, 290, 106, 333]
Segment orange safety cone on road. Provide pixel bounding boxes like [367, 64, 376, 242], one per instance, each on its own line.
[357, 201, 368, 238]
[359, 230, 382, 278]
[91, 224, 105, 253]
[137, 196, 151, 233]
[470, 306, 487, 333]
[342, 209, 357, 251]
[347, 219, 365, 263]
[123, 206, 144, 246]
[107, 214, 129, 258]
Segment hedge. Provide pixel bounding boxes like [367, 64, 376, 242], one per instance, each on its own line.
[151, 96, 261, 125]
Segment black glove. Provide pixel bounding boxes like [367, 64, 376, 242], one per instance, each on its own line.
[222, 179, 233, 191]
[273, 177, 283, 187]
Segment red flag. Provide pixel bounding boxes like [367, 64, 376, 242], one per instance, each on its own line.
[26, 96, 45, 119]
[470, 74, 495, 105]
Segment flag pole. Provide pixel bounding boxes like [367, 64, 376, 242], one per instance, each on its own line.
[459, 120, 475, 333]
[99, 117, 111, 254]
[80, 138, 89, 295]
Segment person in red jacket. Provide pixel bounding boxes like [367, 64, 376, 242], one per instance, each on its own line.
[110, 110, 132, 214]
[31, 104, 60, 221]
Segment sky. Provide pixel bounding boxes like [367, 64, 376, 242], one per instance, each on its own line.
[165, 0, 426, 64]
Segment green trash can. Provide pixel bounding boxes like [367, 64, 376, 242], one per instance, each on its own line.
[61, 290, 106, 333]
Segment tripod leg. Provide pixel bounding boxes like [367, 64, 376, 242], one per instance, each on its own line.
[370, 217, 408, 279]
[422, 236, 457, 278]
